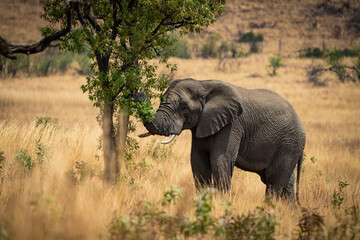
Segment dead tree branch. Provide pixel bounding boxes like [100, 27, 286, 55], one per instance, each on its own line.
[0, 1, 78, 60]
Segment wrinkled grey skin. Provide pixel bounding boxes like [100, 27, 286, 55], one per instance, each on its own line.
[143, 78, 306, 201]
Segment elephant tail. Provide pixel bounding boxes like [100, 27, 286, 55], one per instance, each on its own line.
[296, 152, 303, 205]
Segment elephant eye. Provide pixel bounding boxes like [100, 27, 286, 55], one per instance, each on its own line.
[180, 102, 189, 111]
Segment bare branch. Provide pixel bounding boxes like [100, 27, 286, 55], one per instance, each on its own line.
[0, 1, 75, 60]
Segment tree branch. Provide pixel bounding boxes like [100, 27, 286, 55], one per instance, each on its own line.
[0, 1, 75, 60]
[83, 0, 102, 33]
[110, 0, 122, 41]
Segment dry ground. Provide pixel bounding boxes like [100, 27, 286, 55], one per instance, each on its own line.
[1, 56, 360, 239]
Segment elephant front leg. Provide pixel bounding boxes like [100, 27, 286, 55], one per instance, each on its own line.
[209, 123, 241, 192]
[190, 148, 212, 190]
[210, 155, 235, 192]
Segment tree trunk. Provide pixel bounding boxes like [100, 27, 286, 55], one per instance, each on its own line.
[102, 102, 119, 181]
[115, 110, 129, 168]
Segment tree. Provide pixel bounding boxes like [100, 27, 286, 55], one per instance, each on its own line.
[0, 0, 226, 181]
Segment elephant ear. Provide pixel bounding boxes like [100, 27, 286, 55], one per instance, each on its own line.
[196, 81, 243, 139]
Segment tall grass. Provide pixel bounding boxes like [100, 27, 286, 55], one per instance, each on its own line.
[0, 57, 359, 238]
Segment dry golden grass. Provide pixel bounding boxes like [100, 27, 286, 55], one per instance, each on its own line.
[1, 0, 360, 239]
[0, 56, 359, 239]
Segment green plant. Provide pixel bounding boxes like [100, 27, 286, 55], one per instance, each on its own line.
[201, 34, 220, 58]
[108, 186, 280, 240]
[193, 188, 216, 234]
[269, 56, 283, 76]
[300, 47, 324, 58]
[161, 185, 181, 207]
[295, 208, 325, 240]
[220, 207, 278, 240]
[0, 54, 30, 77]
[0, 225, 9, 240]
[124, 136, 139, 170]
[147, 139, 174, 160]
[331, 181, 350, 209]
[67, 161, 95, 183]
[108, 188, 184, 240]
[35, 116, 59, 128]
[15, 140, 51, 173]
[10, 0, 227, 180]
[171, 38, 191, 59]
[34, 140, 51, 165]
[53, 51, 73, 72]
[239, 31, 264, 54]
[326, 205, 360, 239]
[310, 156, 318, 164]
[15, 150, 35, 173]
[326, 48, 346, 81]
[239, 31, 264, 43]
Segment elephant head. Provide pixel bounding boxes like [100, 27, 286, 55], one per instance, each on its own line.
[140, 78, 243, 143]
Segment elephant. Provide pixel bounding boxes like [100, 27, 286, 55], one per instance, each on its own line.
[138, 78, 306, 202]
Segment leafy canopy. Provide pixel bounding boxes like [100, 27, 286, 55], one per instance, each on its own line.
[41, 0, 225, 122]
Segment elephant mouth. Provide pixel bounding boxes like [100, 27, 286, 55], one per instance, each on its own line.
[139, 121, 179, 144]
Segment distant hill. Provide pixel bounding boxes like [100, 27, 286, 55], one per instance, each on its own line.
[1, 0, 359, 56]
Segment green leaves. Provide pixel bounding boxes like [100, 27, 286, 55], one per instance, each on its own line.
[42, 0, 225, 123]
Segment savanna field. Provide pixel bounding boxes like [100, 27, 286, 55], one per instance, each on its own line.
[1, 0, 360, 239]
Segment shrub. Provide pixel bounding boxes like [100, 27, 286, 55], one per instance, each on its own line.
[326, 205, 360, 239]
[171, 39, 191, 59]
[269, 56, 284, 76]
[108, 187, 279, 240]
[300, 47, 324, 58]
[201, 34, 220, 58]
[331, 181, 350, 209]
[15, 150, 35, 173]
[66, 161, 94, 183]
[220, 207, 278, 240]
[35, 116, 59, 128]
[15, 140, 51, 173]
[238, 31, 264, 53]
[0, 54, 30, 77]
[218, 41, 249, 59]
[295, 208, 325, 240]
[239, 31, 264, 43]
[0, 48, 91, 77]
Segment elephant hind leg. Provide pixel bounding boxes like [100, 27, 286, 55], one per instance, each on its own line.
[265, 172, 295, 201]
[264, 153, 297, 202]
[265, 174, 295, 202]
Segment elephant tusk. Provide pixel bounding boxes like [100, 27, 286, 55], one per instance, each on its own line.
[138, 132, 152, 138]
[161, 135, 176, 144]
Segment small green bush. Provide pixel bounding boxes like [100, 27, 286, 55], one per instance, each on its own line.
[331, 181, 350, 209]
[35, 116, 59, 128]
[326, 205, 360, 239]
[239, 31, 264, 43]
[108, 187, 279, 240]
[300, 47, 324, 58]
[201, 34, 220, 58]
[15, 140, 51, 173]
[0, 48, 91, 77]
[171, 39, 191, 59]
[295, 208, 325, 240]
[15, 150, 35, 172]
[269, 56, 284, 76]
[0, 54, 30, 77]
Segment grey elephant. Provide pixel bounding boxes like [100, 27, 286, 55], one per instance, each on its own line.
[139, 78, 306, 202]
